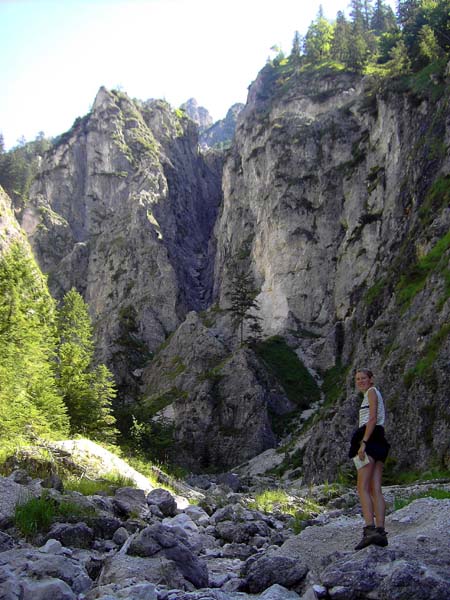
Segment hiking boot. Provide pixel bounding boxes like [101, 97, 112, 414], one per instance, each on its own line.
[354, 525, 377, 550]
[371, 527, 388, 547]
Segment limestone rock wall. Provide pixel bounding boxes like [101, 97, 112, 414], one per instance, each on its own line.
[21, 88, 222, 391]
[213, 64, 450, 476]
[0, 186, 27, 253]
[140, 311, 289, 471]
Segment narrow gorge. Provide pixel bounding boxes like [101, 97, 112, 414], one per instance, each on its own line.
[3, 61, 450, 480]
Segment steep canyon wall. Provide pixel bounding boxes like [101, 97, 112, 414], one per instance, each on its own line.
[20, 88, 222, 397]
[12, 65, 450, 476]
[213, 64, 450, 477]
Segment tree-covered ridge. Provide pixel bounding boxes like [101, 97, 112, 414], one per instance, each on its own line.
[284, 0, 450, 74]
[0, 132, 52, 209]
[0, 240, 117, 447]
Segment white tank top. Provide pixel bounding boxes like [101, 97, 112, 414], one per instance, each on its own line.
[359, 387, 385, 427]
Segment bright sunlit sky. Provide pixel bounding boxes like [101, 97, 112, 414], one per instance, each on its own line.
[0, 0, 397, 149]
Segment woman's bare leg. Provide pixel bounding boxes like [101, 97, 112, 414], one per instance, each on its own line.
[370, 461, 386, 528]
[357, 460, 376, 525]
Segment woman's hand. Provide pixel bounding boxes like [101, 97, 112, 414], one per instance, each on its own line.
[358, 442, 366, 460]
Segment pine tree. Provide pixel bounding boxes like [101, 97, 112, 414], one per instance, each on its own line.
[88, 365, 118, 444]
[350, 0, 368, 30]
[304, 9, 334, 62]
[417, 23, 441, 64]
[387, 38, 412, 74]
[331, 11, 352, 64]
[0, 242, 69, 441]
[227, 261, 261, 344]
[56, 288, 117, 442]
[371, 0, 397, 34]
[289, 30, 303, 64]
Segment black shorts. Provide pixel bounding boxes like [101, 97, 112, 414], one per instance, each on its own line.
[348, 425, 390, 463]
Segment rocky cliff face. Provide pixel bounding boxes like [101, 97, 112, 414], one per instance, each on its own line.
[180, 98, 213, 132]
[213, 63, 450, 477]
[200, 103, 245, 149]
[14, 61, 450, 478]
[140, 311, 296, 470]
[21, 87, 222, 395]
[0, 186, 27, 253]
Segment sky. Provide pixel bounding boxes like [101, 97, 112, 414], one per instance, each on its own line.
[0, 0, 397, 150]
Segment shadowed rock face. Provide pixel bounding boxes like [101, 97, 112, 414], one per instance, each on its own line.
[21, 88, 222, 392]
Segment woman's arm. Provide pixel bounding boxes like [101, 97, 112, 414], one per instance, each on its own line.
[358, 388, 378, 459]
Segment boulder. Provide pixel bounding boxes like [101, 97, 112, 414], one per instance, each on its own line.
[260, 584, 302, 599]
[0, 531, 15, 552]
[45, 522, 94, 549]
[97, 553, 193, 591]
[21, 578, 76, 600]
[84, 581, 158, 599]
[112, 526, 129, 546]
[112, 487, 147, 518]
[146, 488, 177, 517]
[0, 547, 92, 597]
[127, 523, 208, 588]
[243, 554, 308, 594]
[184, 504, 210, 526]
[0, 475, 40, 518]
[90, 516, 123, 540]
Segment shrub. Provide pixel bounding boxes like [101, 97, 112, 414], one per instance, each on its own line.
[249, 489, 295, 514]
[63, 471, 136, 496]
[394, 488, 450, 510]
[396, 231, 450, 311]
[14, 493, 57, 537]
[14, 491, 97, 537]
[256, 336, 320, 410]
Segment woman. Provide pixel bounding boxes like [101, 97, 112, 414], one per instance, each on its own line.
[349, 368, 390, 550]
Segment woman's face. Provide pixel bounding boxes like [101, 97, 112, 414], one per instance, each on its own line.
[355, 371, 373, 393]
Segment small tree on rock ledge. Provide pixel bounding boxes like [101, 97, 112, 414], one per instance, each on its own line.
[227, 259, 262, 345]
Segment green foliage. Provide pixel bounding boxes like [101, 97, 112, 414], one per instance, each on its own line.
[394, 488, 450, 510]
[0, 242, 69, 442]
[404, 322, 450, 387]
[0, 132, 52, 206]
[420, 175, 450, 225]
[56, 288, 118, 443]
[364, 277, 386, 306]
[321, 362, 350, 408]
[278, 0, 449, 80]
[248, 489, 297, 515]
[405, 57, 448, 101]
[115, 305, 153, 369]
[227, 259, 262, 344]
[256, 336, 320, 410]
[14, 493, 56, 537]
[63, 471, 136, 495]
[304, 11, 334, 62]
[396, 231, 450, 311]
[14, 491, 96, 538]
[248, 488, 321, 534]
[129, 412, 176, 466]
[385, 466, 450, 486]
